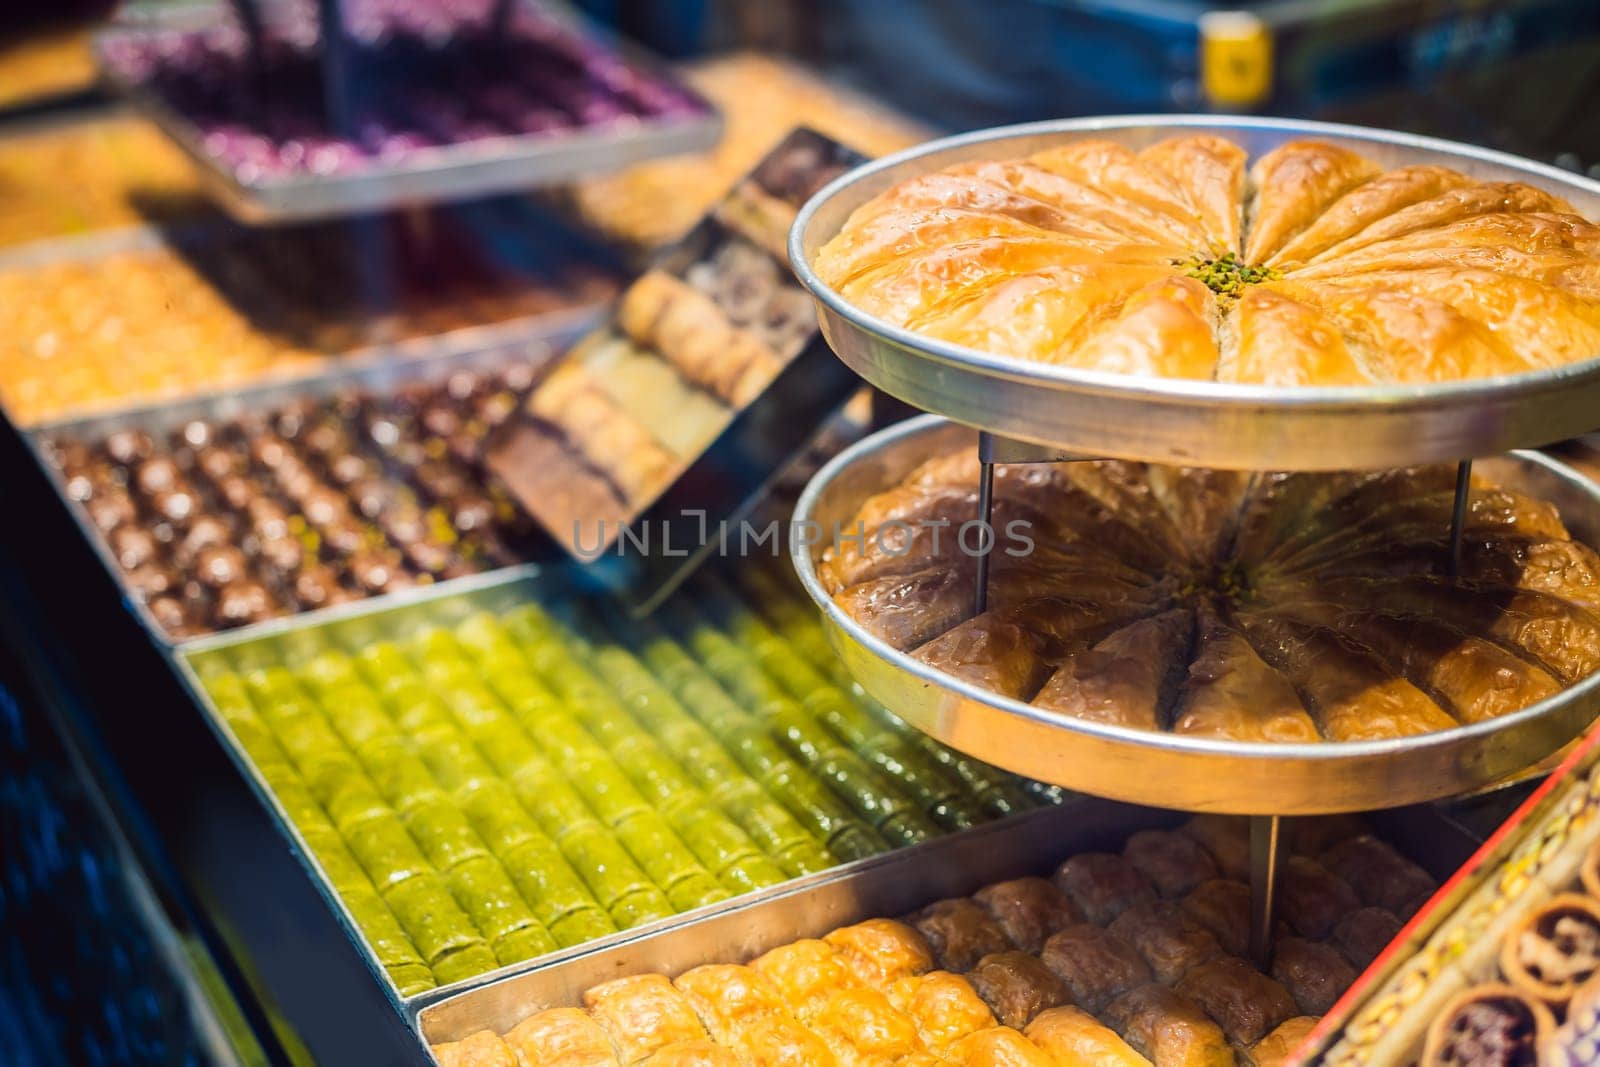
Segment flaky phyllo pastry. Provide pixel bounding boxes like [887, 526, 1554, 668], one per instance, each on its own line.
[814, 137, 1600, 384]
[821, 446, 1600, 743]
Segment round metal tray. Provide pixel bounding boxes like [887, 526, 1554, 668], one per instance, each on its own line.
[789, 116, 1600, 471]
[790, 415, 1600, 814]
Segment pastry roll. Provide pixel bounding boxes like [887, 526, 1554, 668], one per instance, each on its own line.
[912, 609, 1050, 699]
[1243, 141, 1382, 265]
[505, 1007, 621, 1067]
[1024, 1005, 1153, 1067]
[1178, 817, 1251, 882]
[966, 950, 1073, 1029]
[1468, 538, 1600, 611]
[1313, 180, 1574, 262]
[1056, 276, 1219, 380]
[1103, 983, 1235, 1067]
[1028, 140, 1212, 246]
[806, 984, 928, 1064]
[638, 1041, 742, 1067]
[1171, 607, 1321, 742]
[431, 1031, 519, 1067]
[1277, 856, 1361, 940]
[1499, 894, 1600, 1010]
[886, 971, 997, 1050]
[1143, 466, 1252, 567]
[1174, 957, 1298, 1046]
[823, 918, 936, 988]
[1246, 1016, 1320, 1067]
[1236, 613, 1458, 740]
[1123, 830, 1222, 899]
[1040, 924, 1153, 1014]
[1270, 937, 1358, 1016]
[1330, 907, 1404, 970]
[1307, 612, 1562, 725]
[1137, 135, 1247, 253]
[1421, 983, 1554, 1067]
[907, 898, 1015, 973]
[1107, 900, 1227, 985]
[1265, 164, 1473, 268]
[1224, 283, 1378, 386]
[833, 566, 981, 651]
[734, 1014, 841, 1067]
[673, 964, 788, 1044]
[583, 974, 709, 1065]
[955, 157, 1193, 246]
[618, 270, 784, 406]
[1308, 576, 1600, 685]
[1030, 609, 1194, 730]
[820, 476, 1066, 593]
[527, 364, 679, 507]
[1318, 835, 1436, 916]
[1179, 879, 1252, 958]
[948, 1026, 1061, 1067]
[750, 940, 861, 1014]
[1053, 852, 1157, 925]
[972, 876, 1085, 954]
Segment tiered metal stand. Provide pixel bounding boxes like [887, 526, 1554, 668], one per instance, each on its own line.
[788, 116, 1600, 966]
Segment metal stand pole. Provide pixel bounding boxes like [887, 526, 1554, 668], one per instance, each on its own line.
[1448, 459, 1473, 579]
[974, 432, 996, 616]
[1249, 814, 1285, 969]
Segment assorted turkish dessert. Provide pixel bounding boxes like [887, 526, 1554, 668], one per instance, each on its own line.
[489, 129, 851, 545]
[43, 361, 553, 637]
[188, 566, 1038, 994]
[1424, 900, 1600, 1067]
[97, 0, 707, 182]
[821, 441, 1600, 742]
[430, 815, 1433, 1067]
[813, 135, 1600, 385]
[563, 52, 928, 251]
[488, 218, 822, 551]
[0, 116, 206, 248]
[0, 213, 613, 425]
[1320, 779, 1600, 1067]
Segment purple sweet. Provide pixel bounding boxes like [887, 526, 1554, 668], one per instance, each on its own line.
[108, 0, 697, 181]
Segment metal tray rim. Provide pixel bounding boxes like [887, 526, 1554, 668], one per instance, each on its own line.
[788, 114, 1600, 408]
[790, 414, 1600, 797]
[167, 566, 1071, 1017]
[403, 802, 1073, 1021]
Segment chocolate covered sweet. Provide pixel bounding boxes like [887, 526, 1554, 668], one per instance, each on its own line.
[47, 362, 545, 636]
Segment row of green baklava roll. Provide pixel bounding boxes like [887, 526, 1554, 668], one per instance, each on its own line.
[192, 565, 1041, 995]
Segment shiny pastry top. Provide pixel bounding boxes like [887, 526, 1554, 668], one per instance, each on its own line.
[813, 136, 1600, 385]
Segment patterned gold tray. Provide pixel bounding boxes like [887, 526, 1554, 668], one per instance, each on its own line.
[1312, 726, 1600, 1063]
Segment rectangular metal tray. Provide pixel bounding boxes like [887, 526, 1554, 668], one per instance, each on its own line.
[1310, 724, 1600, 1064]
[169, 566, 1044, 1014]
[94, 2, 723, 223]
[22, 312, 598, 649]
[0, 201, 615, 429]
[414, 792, 1485, 1047]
